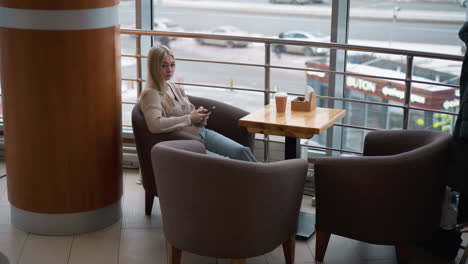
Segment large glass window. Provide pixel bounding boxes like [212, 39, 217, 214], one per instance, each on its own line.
[119, 0, 464, 157]
[151, 0, 332, 103]
[335, 0, 464, 151]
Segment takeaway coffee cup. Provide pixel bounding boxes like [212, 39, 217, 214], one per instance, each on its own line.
[275, 92, 287, 112]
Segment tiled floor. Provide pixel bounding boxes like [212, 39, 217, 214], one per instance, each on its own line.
[0, 162, 465, 264]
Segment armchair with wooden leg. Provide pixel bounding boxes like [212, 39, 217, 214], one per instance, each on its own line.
[131, 95, 254, 216]
[314, 130, 451, 264]
[151, 140, 308, 264]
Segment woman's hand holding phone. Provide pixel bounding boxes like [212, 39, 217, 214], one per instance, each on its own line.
[190, 108, 209, 125]
[201, 106, 216, 114]
[190, 106, 214, 125]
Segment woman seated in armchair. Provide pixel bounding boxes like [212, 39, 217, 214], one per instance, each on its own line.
[138, 45, 256, 162]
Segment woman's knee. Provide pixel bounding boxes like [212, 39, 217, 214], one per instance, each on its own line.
[238, 146, 256, 162]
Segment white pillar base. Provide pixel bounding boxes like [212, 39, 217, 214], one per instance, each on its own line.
[11, 200, 121, 235]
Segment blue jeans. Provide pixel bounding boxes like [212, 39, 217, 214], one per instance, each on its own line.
[199, 128, 257, 162]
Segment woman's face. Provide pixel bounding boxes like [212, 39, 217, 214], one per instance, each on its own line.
[160, 54, 175, 81]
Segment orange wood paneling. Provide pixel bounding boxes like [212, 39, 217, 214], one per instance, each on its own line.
[0, 0, 118, 10]
[0, 26, 122, 213]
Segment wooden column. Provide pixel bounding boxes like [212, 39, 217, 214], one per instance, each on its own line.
[0, 0, 122, 234]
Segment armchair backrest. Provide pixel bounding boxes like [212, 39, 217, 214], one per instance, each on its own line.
[316, 129, 451, 244]
[151, 140, 308, 259]
[363, 129, 449, 157]
[132, 103, 158, 194]
[132, 103, 200, 195]
[364, 130, 452, 240]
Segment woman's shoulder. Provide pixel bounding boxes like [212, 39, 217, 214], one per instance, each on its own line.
[168, 81, 185, 95]
[141, 87, 161, 97]
[167, 81, 178, 90]
[139, 87, 161, 104]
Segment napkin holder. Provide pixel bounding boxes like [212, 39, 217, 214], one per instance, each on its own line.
[291, 91, 316, 112]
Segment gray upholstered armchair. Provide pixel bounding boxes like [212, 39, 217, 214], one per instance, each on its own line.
[131, 95, 255, 215]
[151, 140, 308, 264]
[314, 129, 451, 264]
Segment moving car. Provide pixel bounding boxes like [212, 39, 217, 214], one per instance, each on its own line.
[269, 0, 323, 4]
[270, 0, 311, 4]
[274, 30, 329, 56]
[196, 26, 249, 48]
[153, 18, 184, 40]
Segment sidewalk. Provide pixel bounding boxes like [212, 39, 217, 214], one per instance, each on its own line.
[164, 0, 465, 24]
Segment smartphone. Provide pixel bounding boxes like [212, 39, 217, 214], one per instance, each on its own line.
[202, 106, 216, 114]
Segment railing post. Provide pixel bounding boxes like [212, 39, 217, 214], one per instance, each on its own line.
[264, 43, 271, 162]
[265, 43, 271, 105]
[136, 35, 143, 96]
[135, 0, 153, 95]
[403, 55, 414, 129]
[327, 0, 349, 156]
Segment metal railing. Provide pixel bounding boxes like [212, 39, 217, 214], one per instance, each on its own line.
[119, 28, 463, 158]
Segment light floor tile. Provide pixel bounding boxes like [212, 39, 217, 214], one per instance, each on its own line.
[18, 234, 73, 264]
[307, 235, 361, 264]
[122, 204, 164, 229]
[0, 226, 27, 264]
[123, 169, 141, 191]
[265, 240, 313, 264]
[354, 243, 396, 261]
[68, 221, 122, 264]
[181, 252, 216, 264]
[122, 170, 164, 229]
[0, 164, 463, 264]
[363, 260, 398, 264]
[68, 237, 119, 264]
[118, 228, 166, 264]
[77, 220, 121, 241]
[217, 255, 267, 264]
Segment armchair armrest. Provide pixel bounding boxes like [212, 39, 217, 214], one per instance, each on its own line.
[188, 95, 254, 150]
[154, 140, 206, 155]
[155, 130, 202, 143]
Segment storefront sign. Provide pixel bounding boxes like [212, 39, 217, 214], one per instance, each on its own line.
[306, 62, 455, 110]
[443, 99, 460, 110]
[381, 87, 426, 104]
[346, 76, 376, 92]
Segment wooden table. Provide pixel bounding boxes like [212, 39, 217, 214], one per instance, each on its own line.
[239, 103, 346, 239]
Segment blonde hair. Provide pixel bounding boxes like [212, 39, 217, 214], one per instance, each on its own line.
[141, 45, 175, 113]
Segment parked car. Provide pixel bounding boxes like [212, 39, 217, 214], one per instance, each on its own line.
[273, 30, 329, 56]
[153, 18, 184, 40]
[196, 26, 249, 48]
[458, 0, 468, 7]
[269, 0, 323, 4]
